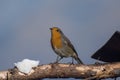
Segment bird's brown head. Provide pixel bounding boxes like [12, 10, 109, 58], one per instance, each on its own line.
[50, 27, 63, 37]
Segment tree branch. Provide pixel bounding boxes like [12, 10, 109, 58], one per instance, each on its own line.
[0, 62, 120, 80]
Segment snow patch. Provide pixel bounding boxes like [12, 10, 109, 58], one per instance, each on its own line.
[14, 59, 39, 74]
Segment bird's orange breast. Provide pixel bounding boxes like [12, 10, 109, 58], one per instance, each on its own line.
[51, 33, 63, 49]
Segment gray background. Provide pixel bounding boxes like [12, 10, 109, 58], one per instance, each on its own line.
[0, 0, 120, 80]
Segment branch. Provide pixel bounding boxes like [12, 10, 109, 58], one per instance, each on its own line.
[0, 62, 120, 80]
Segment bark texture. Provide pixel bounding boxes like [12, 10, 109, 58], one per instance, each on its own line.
[0, 62, 120, 80]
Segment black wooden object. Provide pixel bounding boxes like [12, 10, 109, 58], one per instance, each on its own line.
[91, 31, 120, 62]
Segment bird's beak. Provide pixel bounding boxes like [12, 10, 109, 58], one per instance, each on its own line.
[49, 28, 52, 30]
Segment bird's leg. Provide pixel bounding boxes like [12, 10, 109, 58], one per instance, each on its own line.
[55, 56, 59, 63]
[57, 57, 63, 62]
[68, 57, 74, 64]
[68, 58, 74, 66]
[55, 56, 63, 63]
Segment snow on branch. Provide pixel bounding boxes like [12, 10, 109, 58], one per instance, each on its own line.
[0, 62, 120, 80]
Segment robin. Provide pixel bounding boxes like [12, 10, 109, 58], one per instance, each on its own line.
[50, 27, 83, 64]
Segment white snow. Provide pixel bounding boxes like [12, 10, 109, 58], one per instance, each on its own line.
[14, 59, 39, 74]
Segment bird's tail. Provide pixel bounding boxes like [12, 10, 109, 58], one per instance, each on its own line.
[74, 56, 83, 64]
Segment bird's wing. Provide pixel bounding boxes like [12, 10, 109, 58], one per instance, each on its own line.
[62, 35, 78, 55]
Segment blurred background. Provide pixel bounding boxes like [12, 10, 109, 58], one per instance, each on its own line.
[0, 0, 120, 80]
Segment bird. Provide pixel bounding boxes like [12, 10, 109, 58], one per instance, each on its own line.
[50, 27, 83, 64]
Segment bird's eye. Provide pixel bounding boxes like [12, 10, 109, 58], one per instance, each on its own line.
[56, 29, 59, 32]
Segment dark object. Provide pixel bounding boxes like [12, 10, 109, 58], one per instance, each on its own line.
[91, 31, 120, 62]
